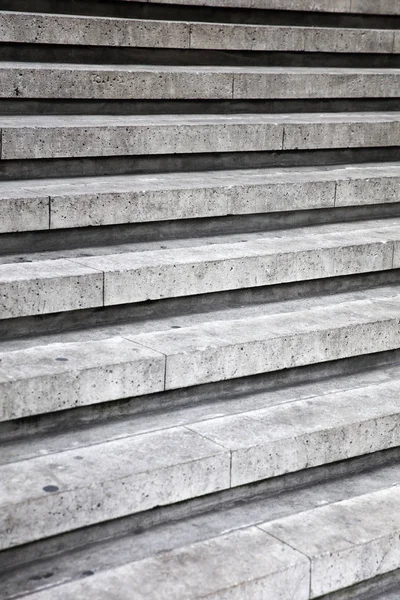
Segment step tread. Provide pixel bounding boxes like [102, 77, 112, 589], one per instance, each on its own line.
[1, 163, 400, 232]
[1, 218, 400, 318]
[2, 63, 400, 100]
[20, 527, 310, 599]
[2, 284, 400, 420]
[2, 375, 400, 580]
[3, 360, 397, 465]
[3, 453, 400, 598]
[19, 485, 400, 598]
[1, 11, 399, 53]
[1, 111, 400, 160]
[2, 110, 400, 126]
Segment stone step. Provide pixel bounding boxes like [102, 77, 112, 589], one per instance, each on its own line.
[3, 63, 400, 100]
[132, 0, 400, 16]
[2, 219, 400, 319]
[1, 112, 400, 160]
[3, 284, 400, 420]
[3, 368, 400, 552]
[3, 447, 400, 599]
[1, 11, 399, 53]
[13, 485, 400, 598]
[2, 163, 400, 233]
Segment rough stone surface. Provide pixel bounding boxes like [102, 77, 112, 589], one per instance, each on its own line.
[15, 528, 310, 600]
[1, 164, 399, 232]
[190, 379, 400, 486]
[0, 192, 49, 233]
[131, 294, 400, 389]
[0, 337, 165, 421]
[0, 259, 103, 319]
[0, 426, 230, 549]
[2, 221, 397, 315]
[1, 12, 398, 53]
[76, 228, 394, 305]
[2, 113, 400, 160]
[232, 68, 400, 100]
[260, 486, 400, 597]
[3, 64, 400, 100]
[190, 23, 395, 53]
[0, 12, 190, 48]
[282, 112, 400, 150]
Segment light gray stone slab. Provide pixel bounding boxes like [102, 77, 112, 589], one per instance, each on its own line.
[336, 171, 400, 206]
[283, 112, 400, 150]
[0, 258, 103, 319]
[303, 27, 395, 54]
[46, 168, 338, 228]
[130, 294, 400, 389]
[260, 486, 400, 597]
[6, 359, 399, 465]
[4, 64, 400, 101]
[388, 242, 400, 270]
[21, 527, 310, 600]
[3, 113, 400, 160]
[234, 68, 400, 99]
[190, 23, 306, 52]
[0, 12, 190, 48]
[0, 114, 285, 160]
[351, 0, 400, 15]
[189, 379, 400, 486]
[74, 229, 394, 305]
[0, 64, 233, 100]
[3, 163, 399, 232]
[0, 192, 49, 233]
[190, 23, 395, 53]
[392, 31, 400, 54]
[0, 426, 230, 548]
[0, 337, 165, 421]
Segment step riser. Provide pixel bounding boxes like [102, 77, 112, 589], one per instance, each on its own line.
[1, 147, 399, 182]
[2, 98, 400, 117]
[5, 44, 400, 68]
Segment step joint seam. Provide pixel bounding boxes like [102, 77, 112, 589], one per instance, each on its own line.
[255, 526, 313, 598]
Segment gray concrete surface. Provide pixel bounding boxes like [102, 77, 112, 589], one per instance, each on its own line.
[3, 64, 400, 100]
[1, 163, 400, 232]
[1, 12, 399, 53]
[2, 219, 400, 317]
[0, 337, 165, 421]
[2, 112, 400, 160]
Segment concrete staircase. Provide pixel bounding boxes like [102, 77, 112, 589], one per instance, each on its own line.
[2, 0, 400, 598]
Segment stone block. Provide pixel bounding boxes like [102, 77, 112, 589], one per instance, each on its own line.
[0, 337, 165, 420]
[0, 426, 230, 548]
[0, 258, 103, 319]
[260, 486, 400, 597]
